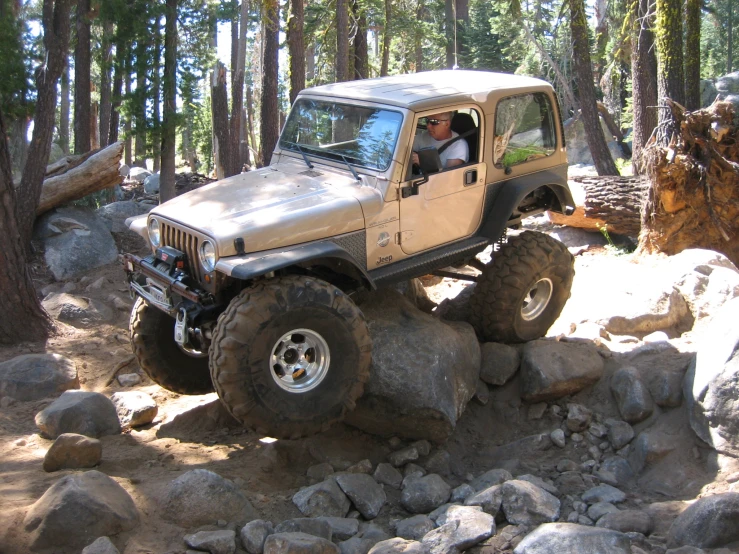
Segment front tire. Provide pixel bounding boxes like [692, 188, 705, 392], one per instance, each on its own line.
[469, 231, 575, 343]
[209, 276, 372, 439]
[129, 297, 214, 394]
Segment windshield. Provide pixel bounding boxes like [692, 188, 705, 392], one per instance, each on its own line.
[279, 99, 404, 171]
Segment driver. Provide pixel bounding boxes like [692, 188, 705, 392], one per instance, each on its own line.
[411, 111, 469, 169]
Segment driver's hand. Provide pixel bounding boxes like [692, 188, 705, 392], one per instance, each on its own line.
[411, 152, 419, 165]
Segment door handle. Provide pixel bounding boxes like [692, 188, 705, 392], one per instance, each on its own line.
[464, 169, 478, 186]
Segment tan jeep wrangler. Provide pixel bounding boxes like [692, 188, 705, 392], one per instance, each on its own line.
[123, 69, 576, 439]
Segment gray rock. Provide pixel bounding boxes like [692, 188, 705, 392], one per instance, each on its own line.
[347, 459, 374, 474]
[118, 163, 130, 177]
[480, 342, 520, 385]
[516, 474, 558, 496]
[96, 201, 151, 234]
[161, 469, 257, 527]
[275, 519, 333, 540]
[665, 547, 707, 554]
[388, 446, 419, 467]
[309, 463, 336, 482]
[554, 472, 587, 496]
[184, 530, 236, 554]
[566, 403, 593, 432]
[450, 483, 474, 503]
[294, 479, 352, 518]
[81, 536, 120, 554]
[528, 402, 548, 420]
[684, 297, 739, 456]
[317, 518, 359, 541]
[599, 286, 694, 337]
[35, 207, 119, 280]
[404, 464, 426, 479]
[373, 463, 402, 489]
[42, 293, 114, 328]
[564, 115, 625, 166]
[464, 484, 503, 515]
[666, 492, 739, 549]
[469, 468, 513, 491]
[128, 167, 151, 183]
[422, 450, 451, 476]
[144, 173, 160, 194]
[335, 473, 386, 519]
[23, 470, 138, 550]
[587, 502, 621, 521]
[368, 538, 428, 554]
[605, 419, 635, 450]
[556, 459, 579, 473]
[240, 520, 274, 554]
[520, 340, 605, 402]
[434, 505, 496, 549]
[346, 291, 481, 443]
[35, 390, 121, 439]
[0, 353, 79, 402]
[395, 515, 435, 541]
[513, 522, 631, 554]
[338, 524, 390, 554]
[578, 515, 594, 526]
[116, 373, 141, 387]
[474, 380, 489, 405]
[610, 367, 654, 424]
[412, 440, 431, 457]
[500, 480, 560, 526]
[43, 433, 102, 472]
[595, 456, 634, 487]
[550, 429, 566, 448]
[401, 474, 452, 514]
[420, 521, 460, 554]
[110, 391, 157, 428]
[581, 484, 626, 504]
[266, 532, 340, 554]
[628, 430, 676, 474]
[596, 510, 653, 535]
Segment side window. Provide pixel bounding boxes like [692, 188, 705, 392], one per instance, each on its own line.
[494, 93, 556, 167]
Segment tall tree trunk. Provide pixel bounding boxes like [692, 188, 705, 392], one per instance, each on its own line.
[134, 38, 147, 165]
[570, 0, 620, 175]
[729, 0, 734, 74]
[246, 81, 257, 161]
[99, 20, 113, 148]
[336, 0, 349, 81]
[160, 0, 177, 203]
[229, 0, 249, 176]
[684, 0, 701, 110]
[73, 0, 91, 154]
[306, 43, 315, 81]
[381, 0, 390, 76]
[288, 0, 306, 101]
[415, 4, 425, 72]
[455, 0, 468, 66]
[655, 0, 685, 145]
[90, 98, 99, 149]
[124, 49, 132, 166]
[445, 0, 455, 68]
[152, 17, 161, 172]
[109, 39, 124, 145]
[211, 63, 230, 179]
[353, 0, 368, 79]
[630, 0, 658, 174]
[594, 0, 608, 80]
[60, 61, 70, 154]
[260, 0, 280, 166]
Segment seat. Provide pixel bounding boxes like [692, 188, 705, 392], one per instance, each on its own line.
[450, 112, 478, 163]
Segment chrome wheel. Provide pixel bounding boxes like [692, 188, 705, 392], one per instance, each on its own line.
[270, 328, 330, 393]
[521, 278, 553, 321]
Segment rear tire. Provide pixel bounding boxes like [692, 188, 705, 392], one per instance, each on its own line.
[209, 276, 371, 439]
[129, 297, 214, 394]
[469, 231, 574, 343]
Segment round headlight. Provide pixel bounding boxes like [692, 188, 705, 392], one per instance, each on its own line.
[148, 218, 161, 247]
[200, 240, 216, 272]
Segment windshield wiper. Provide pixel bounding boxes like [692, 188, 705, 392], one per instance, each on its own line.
[284, 141, 314, 169]
[339, 155, 361, 182]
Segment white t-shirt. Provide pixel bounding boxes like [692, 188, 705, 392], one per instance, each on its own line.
[413, 130, 469, 168]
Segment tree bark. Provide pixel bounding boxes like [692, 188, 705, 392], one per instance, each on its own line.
[288, 0, 305, 102]
[354, 0, 368, 79]
[99, 20, 113, 148]
[655, 0, 685, 146]
[455, 0, 468, 66]
[570, 0, 620, 176]
[160, 0, 177, 203]
[684, 0, 701, 111]
[152, 17, 162, 173]
[336, 0, 349, 82]
[260, 0, 280, 166]
[109, 39, 124, 145]
[630, 0, 658, 174]
[134, 37, 147, 165]
[73, 0, 91, 155]
[381, 0, 390, 76]
[246, 81, 257, 162]
[124, 49, 132, 166]
[228, 0, 249, 176]
[212, 63, 230, 179]
[60, 62, 70, 154]
[445, 0, 455, 68]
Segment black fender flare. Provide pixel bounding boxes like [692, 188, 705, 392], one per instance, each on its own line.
[478, 164, 575, 242]
[217, 240, 376, 290]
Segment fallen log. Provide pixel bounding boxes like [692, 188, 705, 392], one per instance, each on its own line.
[548, 175, 649, 236]
[638, 100, 739, 266]
[36, 141, 124, 216]
[44, 148, 100, 179]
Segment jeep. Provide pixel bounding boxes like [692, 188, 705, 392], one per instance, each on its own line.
[123, 69, 576, 439]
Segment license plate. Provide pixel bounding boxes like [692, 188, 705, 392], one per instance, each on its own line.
[147, 281, 169, 305]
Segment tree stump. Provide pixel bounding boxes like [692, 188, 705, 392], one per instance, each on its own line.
[637, 100, 739, 267]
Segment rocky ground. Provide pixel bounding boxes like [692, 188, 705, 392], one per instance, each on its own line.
[1, 199, 739, 554]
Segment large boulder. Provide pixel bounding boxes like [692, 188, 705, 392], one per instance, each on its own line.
[684, 296, 739, 456]
[513, 523, 631, 554]
[564, 116, 625, 166]
[110, 391, 158, 428]
[96, 200, 151, 234]
[667, 493, 739, 549]
[23, 470, 138, 550]
[293, 478, 352, 518]
[346, 291, 480, 443]
[42, 293, 113, 329]
[35, 390, 121, 439]
[161, 469, 257, 527]
[128, 167, 151, 183]
[520, 340, 604, 402]
[714, 72, 739, 112]
[499, 480, 560, 526]
[43, 433, 102, 472]
[34, 207, 119, 280]
[0, 353, 78, 402]
[143, 173, 160, 194]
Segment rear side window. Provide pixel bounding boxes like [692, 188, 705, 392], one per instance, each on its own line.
[494, 93, 556, 167]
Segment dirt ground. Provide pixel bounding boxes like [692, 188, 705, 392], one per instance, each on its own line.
[1, 221, 738, 554]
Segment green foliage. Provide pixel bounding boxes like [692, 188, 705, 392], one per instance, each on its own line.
[0, 0, 31, 117]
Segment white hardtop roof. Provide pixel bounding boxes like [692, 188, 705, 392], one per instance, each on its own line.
[298, 70, 553, 111]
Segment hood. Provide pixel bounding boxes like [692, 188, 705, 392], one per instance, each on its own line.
[151, 163, 376, 257]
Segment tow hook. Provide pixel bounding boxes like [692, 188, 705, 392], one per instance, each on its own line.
[174, 308, 189, 346]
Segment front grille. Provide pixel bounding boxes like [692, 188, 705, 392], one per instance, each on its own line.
[160, 221, 203, 283]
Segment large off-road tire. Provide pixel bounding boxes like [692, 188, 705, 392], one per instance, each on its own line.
[209, 276, 372, 439]
[129, 297, 214, 394]
[469, 231, 575, 343]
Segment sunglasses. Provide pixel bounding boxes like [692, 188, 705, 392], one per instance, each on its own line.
[427, 118, 450, 125]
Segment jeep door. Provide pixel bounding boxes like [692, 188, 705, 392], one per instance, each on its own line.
[398, 107, 486, 255]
